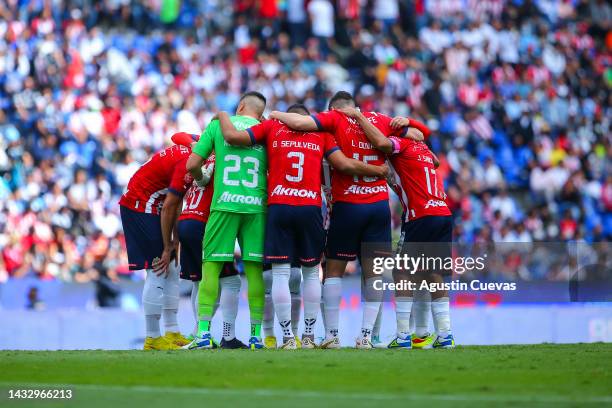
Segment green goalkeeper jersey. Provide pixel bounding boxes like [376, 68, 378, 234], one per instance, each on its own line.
[193, 115, 267, 214]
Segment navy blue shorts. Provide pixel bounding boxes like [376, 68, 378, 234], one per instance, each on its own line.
[120, 206, 163, 270]
[325, 200, 392, 261]
[177, 219, 205, 281]
[177, 219, 238, 281]
[400, 215, 453, 276]
[264, 204, 324, 267]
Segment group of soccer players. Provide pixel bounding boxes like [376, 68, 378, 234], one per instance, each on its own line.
[119, 90, 455, 351]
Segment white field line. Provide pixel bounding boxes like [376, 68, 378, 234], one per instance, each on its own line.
[0, 382, 610, 404]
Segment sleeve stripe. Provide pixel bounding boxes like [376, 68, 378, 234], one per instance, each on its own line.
[311, 114, 323, 131]
[246, 128, 256, 145]
[168, 188, 184, 197]
[324, 146, 340, 158]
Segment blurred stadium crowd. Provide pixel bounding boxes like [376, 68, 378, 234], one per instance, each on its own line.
[0, 0, 610, 283]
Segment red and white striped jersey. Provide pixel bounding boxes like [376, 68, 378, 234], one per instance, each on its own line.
[119, 144, 193, 215]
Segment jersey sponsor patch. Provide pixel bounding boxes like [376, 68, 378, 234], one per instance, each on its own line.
[217, 191, 264, 206]
[344, 184, 388, 195]
[424, 199, 448, 209]
[271, 185, 318, 200]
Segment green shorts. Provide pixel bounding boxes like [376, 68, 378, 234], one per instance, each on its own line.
[203, 211, 265, 262]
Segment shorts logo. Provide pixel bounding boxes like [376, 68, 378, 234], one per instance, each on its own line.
[344, 185, 388, 195]
[424, 199, 447, 209]
[218, 192, 263, 205]
[271, 185, 317, 199]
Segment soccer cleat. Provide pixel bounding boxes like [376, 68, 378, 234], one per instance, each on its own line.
[143, 336, 181, 351]
[294, 335, 302, 349]
[249, 336, 265, 350]
[220, 338, 248, 349]
[186, 334, 195, 342]
[279, 337, 298, 350]
[412, 333, 435, 349]
[433, 333, 455, 349]
[182, 333, 213, 350]
[301, 336, 317, 349]
[164, 332, 190, 347]
[372, 335, 387, 349]
[319, 337, 341, 349]
[264, 336, 277, 349]
[355, 337, 374, 349]
[387, 335, 412, 349]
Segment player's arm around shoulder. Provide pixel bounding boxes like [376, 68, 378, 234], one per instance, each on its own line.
[338, 107, 394, 154]
[269, 110, 318, 131]
[326, 149, 389, 179]
[218, 111, 253, 146]
[187, 121, 216, 185]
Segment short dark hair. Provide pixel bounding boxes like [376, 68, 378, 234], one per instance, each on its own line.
[286, 103, 310, 115]
[240, 91, 267, 105]
[328, 91, 355, 110]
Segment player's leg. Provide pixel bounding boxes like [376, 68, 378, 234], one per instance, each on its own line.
[239, 212, 266, 349]
[294, 205, 325, 348]
[264, 205, 297, 349]
[321, 202, 359, 348]
[120, 206, 180, 351]
[219, 263, 247, 349]
[186, 211, 239, 349]
[357, 200, 392, 349]
[289, 262, 302, 341]
[262, 264, 277, 348]
[411, 288, 435, 348]
[424, 216, 455, 349]
[162, 260, 186, 344]
[371, 302, 385, 348]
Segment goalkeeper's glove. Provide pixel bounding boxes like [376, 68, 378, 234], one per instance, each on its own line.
[195, 162, 214, 187]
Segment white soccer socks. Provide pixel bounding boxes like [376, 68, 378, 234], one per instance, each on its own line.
[413, 289, 432, 337]
[142, 269, 164, 338]
[302, 265, 321, 340]
[360, 277, 382, 341]
[290, 266, 302, 334]
[190, 281, 199, 336]
[323, 277, 342, 339]
[272, 263, 293, 341]
[431, 296, 451, 337]
[396, 296, 413, 339]
[220, 274, 241, 341]
[162, 262, 180, 333]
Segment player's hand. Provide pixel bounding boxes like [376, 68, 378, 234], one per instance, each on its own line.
[269, 111, 281, 120]
[337, 107, 361, 119]
[390, 116, 410, 129]
[378, 163, 390, 178]
[405, 128, 424, 141]
[153, 247, 173, 277]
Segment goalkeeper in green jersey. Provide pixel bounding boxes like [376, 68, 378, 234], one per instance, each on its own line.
[185, 92, 268, 350]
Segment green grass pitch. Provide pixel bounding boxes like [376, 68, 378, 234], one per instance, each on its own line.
[1, 344, 611, 408]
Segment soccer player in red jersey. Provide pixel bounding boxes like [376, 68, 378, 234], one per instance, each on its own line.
[118, 135, 195, 350]
[218, 103, 389, 349]
[340, 107, 455, 349]
[270, 91, 427, 349]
